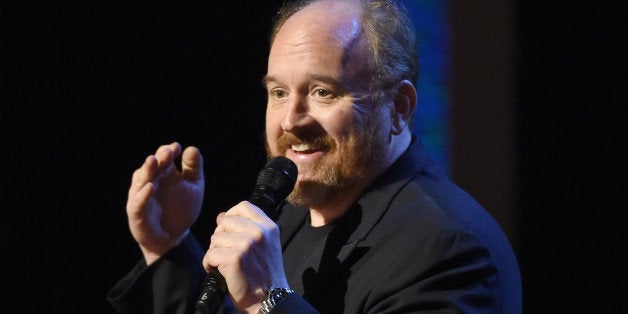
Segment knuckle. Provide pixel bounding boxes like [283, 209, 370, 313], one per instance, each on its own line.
[250, 227, 265, 242]
[202, 257, 211, 271]
[132, 169, 141, 181]
[267, 223, 280, 234]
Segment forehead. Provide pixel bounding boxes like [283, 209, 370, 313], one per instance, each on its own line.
[268, 1, 370, 85]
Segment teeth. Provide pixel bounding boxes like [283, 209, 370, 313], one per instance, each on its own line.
[292, 144, 313, 152]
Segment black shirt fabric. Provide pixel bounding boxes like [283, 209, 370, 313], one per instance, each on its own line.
[280, 204, 364, 308]
[283, 216, 334, 295]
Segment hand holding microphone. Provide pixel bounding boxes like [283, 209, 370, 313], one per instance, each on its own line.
[196, 156, 298, 313]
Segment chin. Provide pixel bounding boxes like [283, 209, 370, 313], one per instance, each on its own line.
[286, 179, 335, 208]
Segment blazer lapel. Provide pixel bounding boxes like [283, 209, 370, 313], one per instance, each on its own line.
[274, 141, 430, 265]
[337, 141, 429, 264]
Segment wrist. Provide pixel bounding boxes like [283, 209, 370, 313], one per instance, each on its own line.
[140, 230, 191, 265]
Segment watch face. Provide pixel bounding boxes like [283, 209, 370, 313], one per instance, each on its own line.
[270, 290, 284, 302]
[268, 288, 294, 304]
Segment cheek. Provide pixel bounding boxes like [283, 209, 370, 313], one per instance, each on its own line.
[318, 108, 357, 140]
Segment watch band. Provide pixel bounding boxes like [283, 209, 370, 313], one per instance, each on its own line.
[258, 287, 295, 314]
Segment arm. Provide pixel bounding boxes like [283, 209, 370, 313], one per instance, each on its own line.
[107, 233, 206, 314]
[108, 142, 207, 313]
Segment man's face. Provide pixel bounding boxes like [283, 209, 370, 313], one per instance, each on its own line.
[263, 1, 392, 208]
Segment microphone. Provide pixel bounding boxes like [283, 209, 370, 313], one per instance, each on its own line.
[195, 156, 298, 314]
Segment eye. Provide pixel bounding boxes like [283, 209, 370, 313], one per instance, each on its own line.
[314, 88, 333, 98]
[270, 89, 287, 99]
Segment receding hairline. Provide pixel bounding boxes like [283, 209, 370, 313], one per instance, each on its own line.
[269, 0, 365, 45]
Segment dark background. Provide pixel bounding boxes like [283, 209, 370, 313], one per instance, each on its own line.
[1, 1, 622, 313]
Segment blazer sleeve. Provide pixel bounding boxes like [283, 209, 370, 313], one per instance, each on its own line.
[107, 234, 207, 314]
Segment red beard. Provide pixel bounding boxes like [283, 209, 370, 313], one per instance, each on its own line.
[265, 113, 386, 209]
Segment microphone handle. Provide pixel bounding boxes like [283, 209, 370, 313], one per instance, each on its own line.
[195, 268, 227, 314]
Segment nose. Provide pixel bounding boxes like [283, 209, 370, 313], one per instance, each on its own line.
[280, 96, 313, 132]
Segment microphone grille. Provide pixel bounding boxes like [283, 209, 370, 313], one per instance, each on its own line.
[256, 156, 298, 198]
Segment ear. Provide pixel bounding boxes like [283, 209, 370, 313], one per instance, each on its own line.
[390, 80, 417, 135]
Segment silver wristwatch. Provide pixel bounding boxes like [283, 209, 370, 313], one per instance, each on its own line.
[258, 287, 295, 314]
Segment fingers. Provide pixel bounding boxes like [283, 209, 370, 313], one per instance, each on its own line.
[203, 233, 249, 272]
[126, 143, 178, 215]
[224, 201, 272, 224]
[154, 142, 181, 173]
[212, 203, 275, 239]
[211, 202, 279, 250]
[204, 217, 265, 273]
[213, 214, 268, 241]
[181, 146, 204, 181]
[127, 181, 155, 217]
[128, 155, 157, 197]
[211, 201, 273, 241]
[128, 142, 180, 194]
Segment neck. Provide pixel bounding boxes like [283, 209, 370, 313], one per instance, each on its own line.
[308, 181, 367, 226]
[308, 130, 412, 227]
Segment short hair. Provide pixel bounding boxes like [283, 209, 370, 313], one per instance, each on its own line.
[269, 0, 419, 102]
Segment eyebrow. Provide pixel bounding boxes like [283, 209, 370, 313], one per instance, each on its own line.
[261, 75, 277, 88]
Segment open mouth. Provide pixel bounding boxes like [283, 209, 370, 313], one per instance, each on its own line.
[291, 143, 323, 154]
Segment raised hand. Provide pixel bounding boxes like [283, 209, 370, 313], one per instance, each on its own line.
[126, 142, 205, 264]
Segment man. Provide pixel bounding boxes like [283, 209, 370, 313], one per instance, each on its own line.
[108, 0, 522, 313]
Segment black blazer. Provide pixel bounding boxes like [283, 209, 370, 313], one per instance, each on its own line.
[108, 141, 522, 313]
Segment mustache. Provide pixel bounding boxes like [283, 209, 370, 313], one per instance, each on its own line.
[276, 132, 335, 153]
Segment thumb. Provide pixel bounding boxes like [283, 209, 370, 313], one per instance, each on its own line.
[181, 146, 204, 181]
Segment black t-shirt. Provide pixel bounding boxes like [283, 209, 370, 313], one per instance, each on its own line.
[283, 216, 335, 295]
[282, 204, 362, 303]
